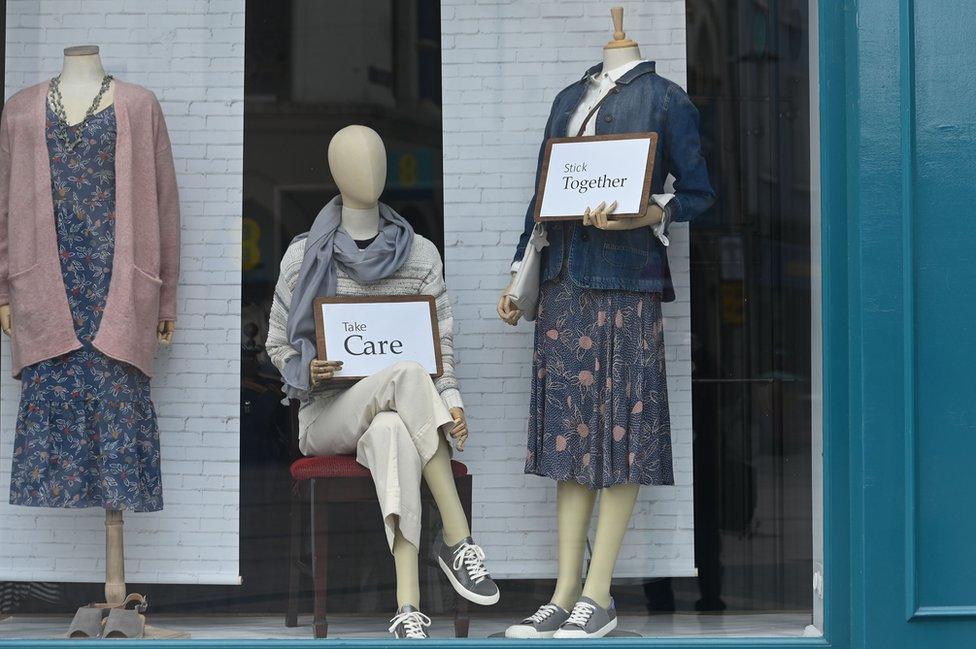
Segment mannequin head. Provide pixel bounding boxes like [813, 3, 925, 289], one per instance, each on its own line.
[327, 125, 387, 209]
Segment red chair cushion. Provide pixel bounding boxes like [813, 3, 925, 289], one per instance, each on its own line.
[290, 454, 468, 481]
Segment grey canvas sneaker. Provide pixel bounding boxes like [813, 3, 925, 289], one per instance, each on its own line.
[437, 537, 500, 605]
[388, 605, 431, 639]
[505, 603, 571, 638]
[553, 597, 618, 638]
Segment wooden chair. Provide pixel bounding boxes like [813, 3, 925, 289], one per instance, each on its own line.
[283, 403, 472, 638]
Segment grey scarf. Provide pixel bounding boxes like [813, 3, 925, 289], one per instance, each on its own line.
[280, 195, 414, 401]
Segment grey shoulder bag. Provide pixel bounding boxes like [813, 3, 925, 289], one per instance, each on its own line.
[506, 224, 549, 321]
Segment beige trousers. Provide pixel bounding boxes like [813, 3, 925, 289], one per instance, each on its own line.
[298, 361, 455, 551]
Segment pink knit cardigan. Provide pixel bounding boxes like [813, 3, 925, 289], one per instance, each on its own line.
[0, 80, 180, 378]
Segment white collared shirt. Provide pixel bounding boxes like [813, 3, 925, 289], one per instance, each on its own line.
[566, 59, 646, 137]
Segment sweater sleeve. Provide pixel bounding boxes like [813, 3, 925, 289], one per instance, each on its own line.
[266, 241, 304, 374]
[152, 94, 181, 322]
[419, 249, 464, 411]
[0, 106, 12, 306]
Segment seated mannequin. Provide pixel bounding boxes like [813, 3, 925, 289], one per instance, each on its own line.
[266, 125, 498, 639]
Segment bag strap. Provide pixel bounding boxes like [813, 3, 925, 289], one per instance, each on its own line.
[575, 84, 620, 137]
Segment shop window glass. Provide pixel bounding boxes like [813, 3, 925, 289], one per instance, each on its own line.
[0, 0, 820, 641]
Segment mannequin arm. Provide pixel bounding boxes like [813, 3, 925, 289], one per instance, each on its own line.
[152, 95, 181, 322]
[0, 109, 12, 310]
[419, 250, 464, 411]
[660, 89, 716, 223]
[583, 201, 664, 230]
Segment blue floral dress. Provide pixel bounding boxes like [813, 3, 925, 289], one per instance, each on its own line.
[8, 104, 163, 512]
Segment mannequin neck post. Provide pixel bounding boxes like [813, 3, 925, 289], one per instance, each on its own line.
[59, 53, 107, 87]
[602, 44, 642, 73]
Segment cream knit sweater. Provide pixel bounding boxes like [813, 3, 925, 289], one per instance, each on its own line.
[266, 234, 464, 412]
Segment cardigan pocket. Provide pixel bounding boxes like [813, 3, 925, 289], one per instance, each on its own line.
[133, 265, 164, 287]
[89, 263, 163, 376]
[8, 263, 43, 333]
[131, 265, 163, 350]
[7, 263, 39, 282]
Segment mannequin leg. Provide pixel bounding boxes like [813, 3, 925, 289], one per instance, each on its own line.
[105, 510, 125, 605]
[393, 528, 421, 609]
[580, 484, 640, 607]
[551, 481, 597, 610]
[422, 435, 470, 545]
[301, 362, 453, 462]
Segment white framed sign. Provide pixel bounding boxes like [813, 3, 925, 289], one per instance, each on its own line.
[534, 132, 659, 221]
[313, 295, 443, 380]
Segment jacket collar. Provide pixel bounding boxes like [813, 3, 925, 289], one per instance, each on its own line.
[581, 60, 656, 85]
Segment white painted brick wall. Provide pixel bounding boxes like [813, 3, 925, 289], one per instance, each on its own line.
[0, 0, 243, 585]
[441, 0, 695, 578]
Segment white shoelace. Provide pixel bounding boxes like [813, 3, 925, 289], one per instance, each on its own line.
[565, 601, 597, 628]
[524, 603, 560, 624]
[452, 542, 490, 583]
[388, 610, 431, 639]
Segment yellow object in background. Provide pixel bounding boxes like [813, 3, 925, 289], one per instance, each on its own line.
[243, 217, 261, 271]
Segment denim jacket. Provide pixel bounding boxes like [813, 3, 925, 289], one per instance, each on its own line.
[512, 61, 715, 301]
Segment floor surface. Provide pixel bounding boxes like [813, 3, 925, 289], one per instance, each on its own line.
[1, 612, 814, 640]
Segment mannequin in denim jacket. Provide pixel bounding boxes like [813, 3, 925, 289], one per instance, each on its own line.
[498, 8, 706, 638]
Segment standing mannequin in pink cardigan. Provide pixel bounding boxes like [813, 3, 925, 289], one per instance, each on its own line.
[0, 46, 175, 345]
[0, 45, 181, 639]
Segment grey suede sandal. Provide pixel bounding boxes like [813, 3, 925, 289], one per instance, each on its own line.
[67, 606, 106, 639]
[117, 593, 149, 613]
[102, 607, 146, 639]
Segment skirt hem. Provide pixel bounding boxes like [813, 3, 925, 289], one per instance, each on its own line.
[7, 496, 164, 513]
[524, 466, 675, 490]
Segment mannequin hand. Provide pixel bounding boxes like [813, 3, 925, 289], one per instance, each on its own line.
[497, 283, 523, 326]
[157, 320, 176, 345]
[0, 304, 10, 336]
[310, 359, 343, 386]
[582, 200, 618, 229]
[583, 201, 663, 231]
[449, 407, 468, 451]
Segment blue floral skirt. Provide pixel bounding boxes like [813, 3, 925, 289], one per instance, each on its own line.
[8, 348, 163, 512]
[525, 273, 674, 489]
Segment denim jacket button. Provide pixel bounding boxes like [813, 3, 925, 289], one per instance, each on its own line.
[580, 231, 589, 241]
[611, 87, 620, 94]
[603, 114, 614, 123]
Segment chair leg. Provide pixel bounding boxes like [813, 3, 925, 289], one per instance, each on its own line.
[311, 479, 329, 639]
[285, 481, 303, 627]
[454, 591, 470, 638]
[454, 475, 473, 638]
[458, 475, 473, 528]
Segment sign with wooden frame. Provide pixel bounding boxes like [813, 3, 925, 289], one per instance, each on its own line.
[533, 132, 659, 222]
[313, 295, 443, 381]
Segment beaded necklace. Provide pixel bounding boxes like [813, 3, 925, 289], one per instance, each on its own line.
[48, 74, 113, 151]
